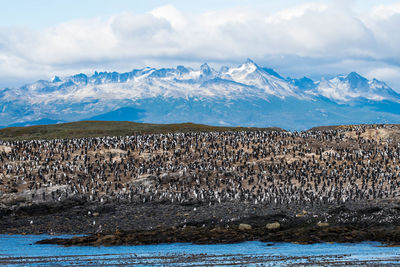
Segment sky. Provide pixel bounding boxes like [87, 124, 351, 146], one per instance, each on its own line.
[1, 0, 400, 90]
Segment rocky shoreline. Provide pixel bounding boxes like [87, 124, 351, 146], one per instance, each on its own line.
[1, 198, 400, 246]
[37, 224, 400, 247]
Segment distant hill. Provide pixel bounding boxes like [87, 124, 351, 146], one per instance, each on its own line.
[0, 118, 65, 129]
[86, 107, 145, 121]
[0, 121, 282, 141]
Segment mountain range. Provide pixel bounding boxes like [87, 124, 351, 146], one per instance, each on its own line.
[1, 59, 400, 130]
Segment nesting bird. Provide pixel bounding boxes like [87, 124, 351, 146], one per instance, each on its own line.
[0, 124, 399, 207]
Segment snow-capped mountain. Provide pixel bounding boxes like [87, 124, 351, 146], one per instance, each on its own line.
[1, 59, 400, 130]
[311, 72, 400, 103]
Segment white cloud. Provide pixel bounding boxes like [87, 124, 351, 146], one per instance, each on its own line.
[371, 2, 400, 19]
[0, 2, 400, 91]
[366, 67, 400, 89]
[266, 2, 328, 23]
[151, 5, 187, 29]
[367, 67, 400, 80]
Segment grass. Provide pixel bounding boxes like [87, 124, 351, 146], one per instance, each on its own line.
[0, 121, 283, 141]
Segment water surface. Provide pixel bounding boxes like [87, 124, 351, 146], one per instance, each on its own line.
[0, 235, 399, 266]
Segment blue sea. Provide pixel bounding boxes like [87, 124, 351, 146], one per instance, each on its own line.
[0, 235, 400, 266]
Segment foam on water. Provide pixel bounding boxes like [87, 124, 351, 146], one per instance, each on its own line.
[0, 235, 399, 266]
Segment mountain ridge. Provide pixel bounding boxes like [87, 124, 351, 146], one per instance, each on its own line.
[1, 59, 400, 130]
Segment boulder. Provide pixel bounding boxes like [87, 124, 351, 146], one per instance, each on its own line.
[317, 222, 329, 227]
[238, 223, 252, 230]
[266, 222, 280, 230]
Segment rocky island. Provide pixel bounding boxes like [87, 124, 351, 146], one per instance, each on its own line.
[1, 122, 400, 246]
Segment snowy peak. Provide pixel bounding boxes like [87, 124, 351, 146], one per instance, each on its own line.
[315, 72, 400, 102]
[2, 59, 400, 129]
[71, 73, 88, 85]
[52, 76, 61, 83]
[345, 72, 368, 86]
[200, 63, 212, 76]
[241, 58, 259, 70]
[176, 65, 190, 74]
[6, 60, 399, 105]
[232, 58, 259, 73]
[336, 72, 369, 91]
[219, 59, 300, 97]
[220, 59, 261, 79]
[244, 58, 258, 66]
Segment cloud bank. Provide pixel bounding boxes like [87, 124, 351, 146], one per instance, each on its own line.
[1, 2, 400, 90]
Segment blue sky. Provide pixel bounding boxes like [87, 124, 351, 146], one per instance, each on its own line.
[0, 0, 396, 29]
[1, 0, 400, 90]
[1, 1, 325, 28]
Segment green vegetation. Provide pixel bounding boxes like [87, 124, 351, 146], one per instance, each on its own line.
[0, 121, 283, 141]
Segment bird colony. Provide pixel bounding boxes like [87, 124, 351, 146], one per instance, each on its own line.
[1, 125, 400, 207]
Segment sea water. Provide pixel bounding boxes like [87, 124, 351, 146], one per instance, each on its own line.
[0, 235, 400, 266]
